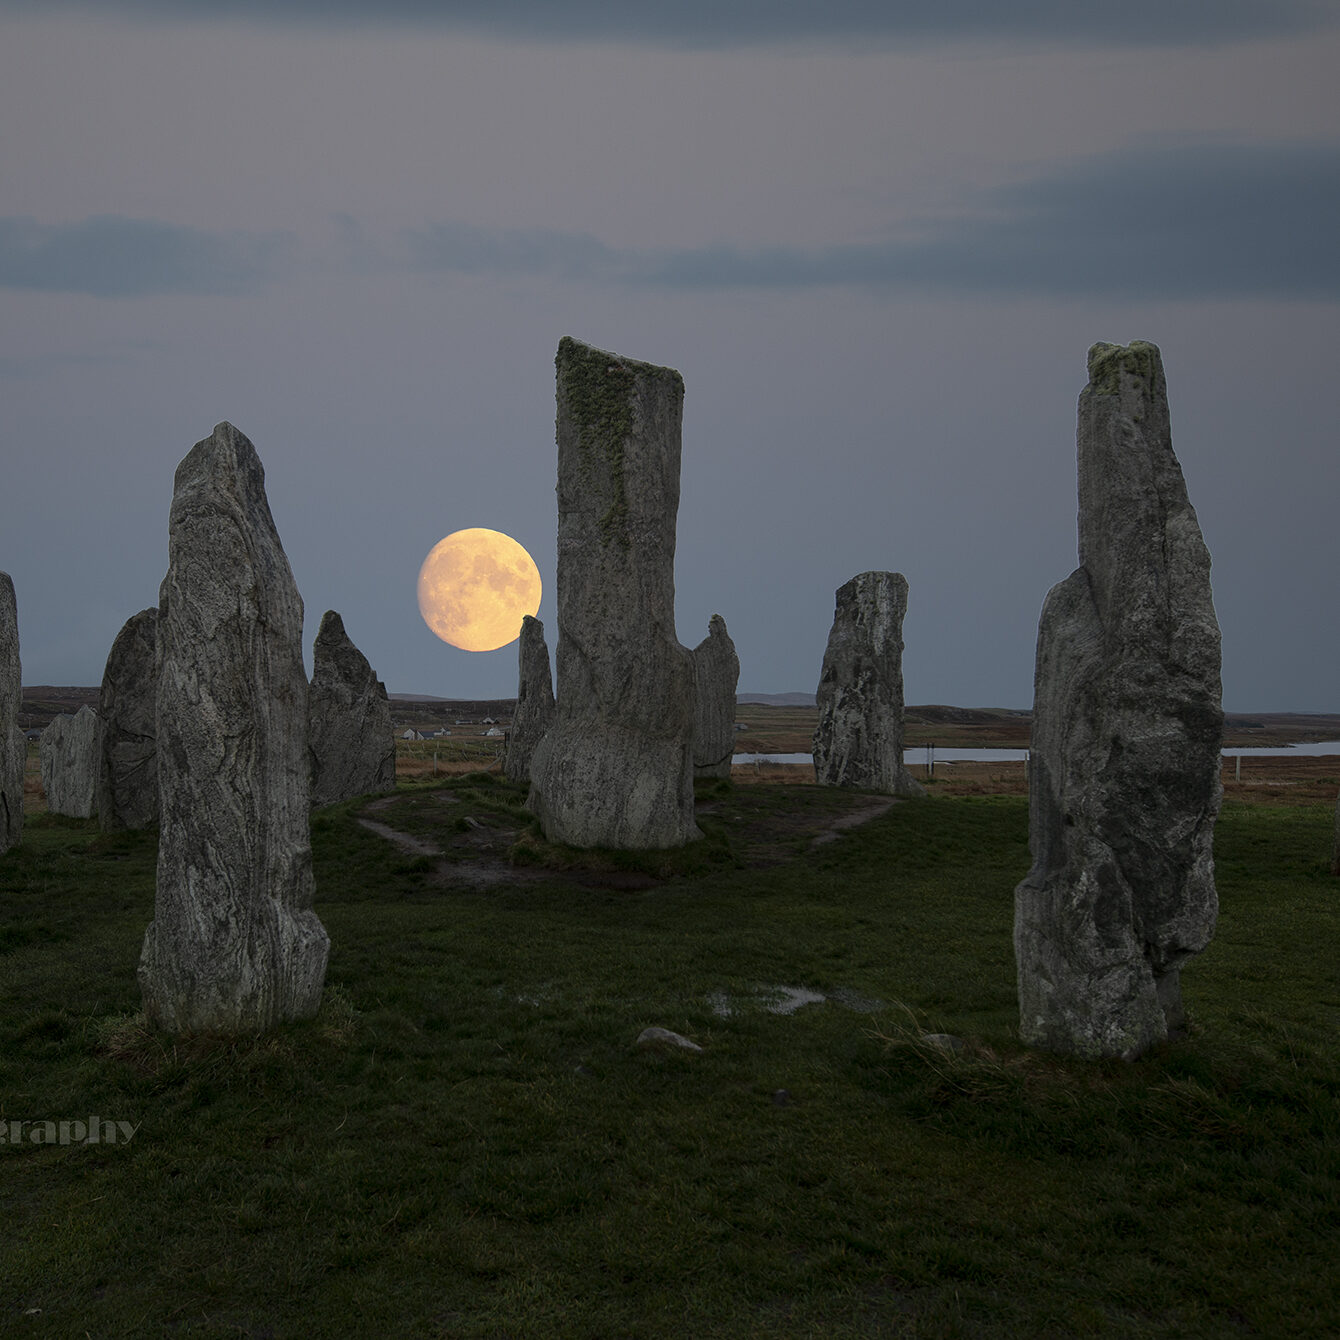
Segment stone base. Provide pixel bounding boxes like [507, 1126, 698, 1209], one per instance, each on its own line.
[139, 907, 329, 1035]
[528, 725, 702, 849]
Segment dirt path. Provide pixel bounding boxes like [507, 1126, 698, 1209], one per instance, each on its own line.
[354, 817, 443, 858]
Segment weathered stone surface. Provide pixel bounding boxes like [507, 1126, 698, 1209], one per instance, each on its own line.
[504, 614, 555, 784]
[40, 705, 100, 818]
[0, 572, 21, 854]
[139, 422, 329, 1035]
[97, 607, 159, 831]
[692, 614, 740, 779]
[813, 572, 925, 797]
[1014, 341, 1222, 1060]
[308, 610, 395, 807]
[527, 337, 701, 849]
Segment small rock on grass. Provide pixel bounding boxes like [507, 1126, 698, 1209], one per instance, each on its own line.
[920, 1033, 964, 1052]
[636, 1026, 702, 1053]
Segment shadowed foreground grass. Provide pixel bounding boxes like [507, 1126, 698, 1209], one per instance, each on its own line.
[1, 784, 1337, 1338]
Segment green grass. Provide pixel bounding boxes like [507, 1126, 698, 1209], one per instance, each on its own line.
[2, 785, 1338, 1337]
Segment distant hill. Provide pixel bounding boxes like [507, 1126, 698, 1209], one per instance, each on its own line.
[17, 686, 1340, 747]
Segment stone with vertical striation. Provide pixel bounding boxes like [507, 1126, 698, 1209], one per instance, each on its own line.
[97, 607, 159, 831]
[504, 614, 555, 784]
[813, 571, 925, 797]
[0, 572, 21, 854]
[527, 337, 701, 848]
[1014, 341, 1222, 1060]
[692, 614, 740, 780]
[139, 422, 329, 1035]
[308, 610, 395, 807]
[40, 705, 100, 819]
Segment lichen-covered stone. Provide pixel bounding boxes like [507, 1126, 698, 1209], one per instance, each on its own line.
[97, 607, 159, 831]
[813, 572, 924, 797]
[308, 610, 395, 807]
[504, 614, 555, 784]
[692, 614, 740, 779]
[139, 422, 329, 1035]
[1014, 341, 1222, 1060]
[40, 705, 100, 818]
[527, 337, 701, 848]
[0, 572, 21, 854]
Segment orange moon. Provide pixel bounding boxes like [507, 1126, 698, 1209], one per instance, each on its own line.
[416, 528, 542, 652]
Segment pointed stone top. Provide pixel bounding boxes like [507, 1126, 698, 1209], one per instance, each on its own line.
[173, 421, 269, 499]
[315, 609, 347, 645]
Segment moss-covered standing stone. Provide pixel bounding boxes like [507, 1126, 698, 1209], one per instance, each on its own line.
[527, 338, 700, 849]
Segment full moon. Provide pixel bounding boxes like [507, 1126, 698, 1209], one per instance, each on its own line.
[416, 528, 542, 652]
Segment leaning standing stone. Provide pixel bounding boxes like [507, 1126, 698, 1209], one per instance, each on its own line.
[692, 614, 740, 780]
[0, 572, 21, 853]
[97, 607, 159, 831]
[527, 337, 701, 848]
[308, 610, 395, 806]
[40, 706, 100, 818]
[139, 422, 329, 1035]
[504, 614, 555, 784]
[1015, 341, 1222, 1060]
[813, 571, 925, 797]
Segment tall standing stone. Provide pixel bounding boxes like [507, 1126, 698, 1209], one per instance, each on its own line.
[1015, 341, 1222, 1060]
[97, 607, 159, 831]
[692, 614, 740, 780]
[527, 337, 701, 848]
[0, 572, 21, 854]
[813, 572, 925, 797]
[139, 422, 328, 1035]
[40, 706, 100, 818]
[504, 614, 555, 784]
[308, 610, 395, 807]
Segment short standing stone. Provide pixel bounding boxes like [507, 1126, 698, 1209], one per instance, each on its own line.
[97, 607, 159, 831]
[40, 706, 100, 819]
[692, 614, 740, 779]
[0, 572, 21, 853]
[504, 614, 555, 784]
[308, 610, 395, 807]
[139, 422, 329, 1035]
[1015, 341, 1222, 1060]
[813, 572, 925, 797]
[527, 337, 701, 849]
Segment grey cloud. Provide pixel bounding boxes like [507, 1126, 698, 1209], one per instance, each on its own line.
[0, 215, 291, 297]
[0, 0, 1333, 48]
[406, 221, 617, 282]
[409, 141, 1340, 302]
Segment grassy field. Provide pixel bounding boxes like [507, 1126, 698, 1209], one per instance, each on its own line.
[2, 764, 1338, 1337]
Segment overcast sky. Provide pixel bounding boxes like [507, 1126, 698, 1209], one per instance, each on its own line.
[2, 2, 1337, 711]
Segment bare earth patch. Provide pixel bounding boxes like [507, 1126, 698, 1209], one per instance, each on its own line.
[352, 780, 908, 888]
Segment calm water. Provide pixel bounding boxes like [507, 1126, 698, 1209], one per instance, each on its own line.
[734, 741, 1340, 766]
